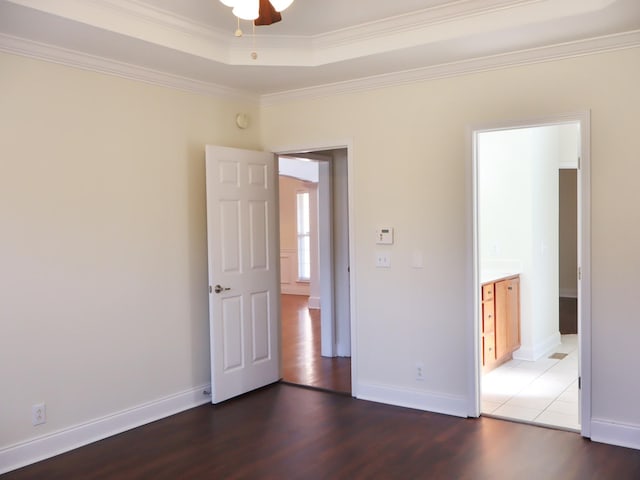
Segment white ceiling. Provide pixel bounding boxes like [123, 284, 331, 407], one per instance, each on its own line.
[1, 0, 639, 99]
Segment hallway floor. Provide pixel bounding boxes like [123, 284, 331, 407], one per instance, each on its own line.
[281, 294, 351, 394]
[481, 334, 580, 431]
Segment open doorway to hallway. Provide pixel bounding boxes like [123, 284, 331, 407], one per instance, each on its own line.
[476, 122, 581, 431]
[278, 153, 351, 394]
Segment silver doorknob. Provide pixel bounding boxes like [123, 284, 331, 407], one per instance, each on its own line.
[214, 284, 231, 294]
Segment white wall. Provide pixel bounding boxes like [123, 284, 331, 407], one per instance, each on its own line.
[0, 52, 260, 454]
[528, 126, 561, 359]
[478, 125, 562, 361]
[478, 128, 531, 276]
[261, 47, 640, 434]
[479, 124, 580, 359]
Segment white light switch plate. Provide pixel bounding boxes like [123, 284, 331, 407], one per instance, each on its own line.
[375, 251, 391, 268]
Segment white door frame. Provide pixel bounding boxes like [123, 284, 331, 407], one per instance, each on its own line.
[466, 111, 591, 437]
[271, 140, 357, 396]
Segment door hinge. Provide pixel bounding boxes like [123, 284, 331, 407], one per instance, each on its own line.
[578, 267, 582, 280]
[578, 376, 581, 389]
[578, 156, 581, 170]
[209, 285, 212, 294]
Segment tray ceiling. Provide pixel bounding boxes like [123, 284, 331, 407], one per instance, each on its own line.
[1, 0, 639, 99]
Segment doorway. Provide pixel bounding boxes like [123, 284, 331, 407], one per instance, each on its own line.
[277, 150, 352, 394]
[470, 113, 591, 436]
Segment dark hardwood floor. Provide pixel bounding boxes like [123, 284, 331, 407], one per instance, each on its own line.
[5, 384, 640, 479]
[281, 294, 351, 393]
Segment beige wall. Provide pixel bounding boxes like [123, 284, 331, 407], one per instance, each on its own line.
[278, 175, 313, 295]
[2, 44, 640, 456]
[278, 176, 303, 251]
[0, 52, 260, 449]
[559, 169, 578, 297]
[261, 47, 640, 426]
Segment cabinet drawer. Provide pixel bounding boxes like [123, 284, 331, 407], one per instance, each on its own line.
[482, 283, 494, 301]
[482, 302, 495, 333]
[483, 334, 496, 365]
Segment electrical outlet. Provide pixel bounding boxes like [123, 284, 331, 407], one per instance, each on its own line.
[415, 363, 425, 381]
[32, 403, 46, 426]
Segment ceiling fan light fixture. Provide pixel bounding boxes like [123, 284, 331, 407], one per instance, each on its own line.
[268, 0, 294, 12]
[219, 0, 294, 23]
[232, 0, 260, 21]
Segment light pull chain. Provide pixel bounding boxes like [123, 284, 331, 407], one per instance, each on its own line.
[251, 22, 258, 60]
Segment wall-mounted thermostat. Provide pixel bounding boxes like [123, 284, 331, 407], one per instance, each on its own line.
[376, 227, 394, 245]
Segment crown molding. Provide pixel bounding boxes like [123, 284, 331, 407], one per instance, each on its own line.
[0, 33, 258, 103]
[7, 0, 622, 68]
[1, 26, 638, 107]
[313, 0, 537, 49]
[7, 0, 233, 63]
[260, 30, 640, 106]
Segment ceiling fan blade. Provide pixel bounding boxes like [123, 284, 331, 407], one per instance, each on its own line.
[255, 0, 282, 25]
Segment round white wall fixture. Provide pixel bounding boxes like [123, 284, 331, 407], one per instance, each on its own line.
[235, 113, 250, 129]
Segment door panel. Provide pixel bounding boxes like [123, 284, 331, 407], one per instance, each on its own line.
[220, 200, 241, 273]
[251, 291, 271, 362]
[249, 200, 268, 270]
[222, 296, 243, 371]
[206, 145, 280, 403]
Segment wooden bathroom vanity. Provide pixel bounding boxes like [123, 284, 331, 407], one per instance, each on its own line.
[481, 274, 520, 372]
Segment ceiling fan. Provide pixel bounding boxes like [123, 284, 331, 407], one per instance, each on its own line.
[219, 0, 295, 27]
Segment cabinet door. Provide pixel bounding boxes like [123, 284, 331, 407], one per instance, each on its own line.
[482, 301, 495, 334]
[483, 334, 496, 366]
[506, 277, 520, 349]
[494, 280, 508, 359]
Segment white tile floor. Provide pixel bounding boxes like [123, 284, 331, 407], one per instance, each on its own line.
[481, 334, 580, 431]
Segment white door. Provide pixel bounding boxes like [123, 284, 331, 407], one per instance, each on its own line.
[205, 145, 280, 403]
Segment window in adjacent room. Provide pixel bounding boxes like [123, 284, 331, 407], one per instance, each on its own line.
[296, 190, 311, 281]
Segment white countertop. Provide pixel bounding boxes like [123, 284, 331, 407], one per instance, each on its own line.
[480, 270, 520, 284]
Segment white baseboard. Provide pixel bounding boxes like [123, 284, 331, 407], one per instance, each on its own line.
[0, 384, 212, 475]
[308, 296, 321, 309]
[560, 288, 578, 298]
[513, 331, 561, 361]
[356, 382, 467, 418]
[591, 418, 640, 450]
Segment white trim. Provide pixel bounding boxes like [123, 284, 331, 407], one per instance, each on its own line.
[512, 332, 561, 362]
[577, 111, 592, 438]
[358, 382, 468, 418]
[560, 288, 578, 298]
[0, 33, 257, 103]
[312, 0, 531, 50]
[591, 419, 640, 451]
[261, 31, 640, 105]
[308, 296, 321, 309]
[469, 111, 592, 439]
[1, 27, 638, 105]
[9, 0, 627, 69]
[317, 161, 335, 357]
[466, 124, 481, 417]
[0, 384, 212, 475]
